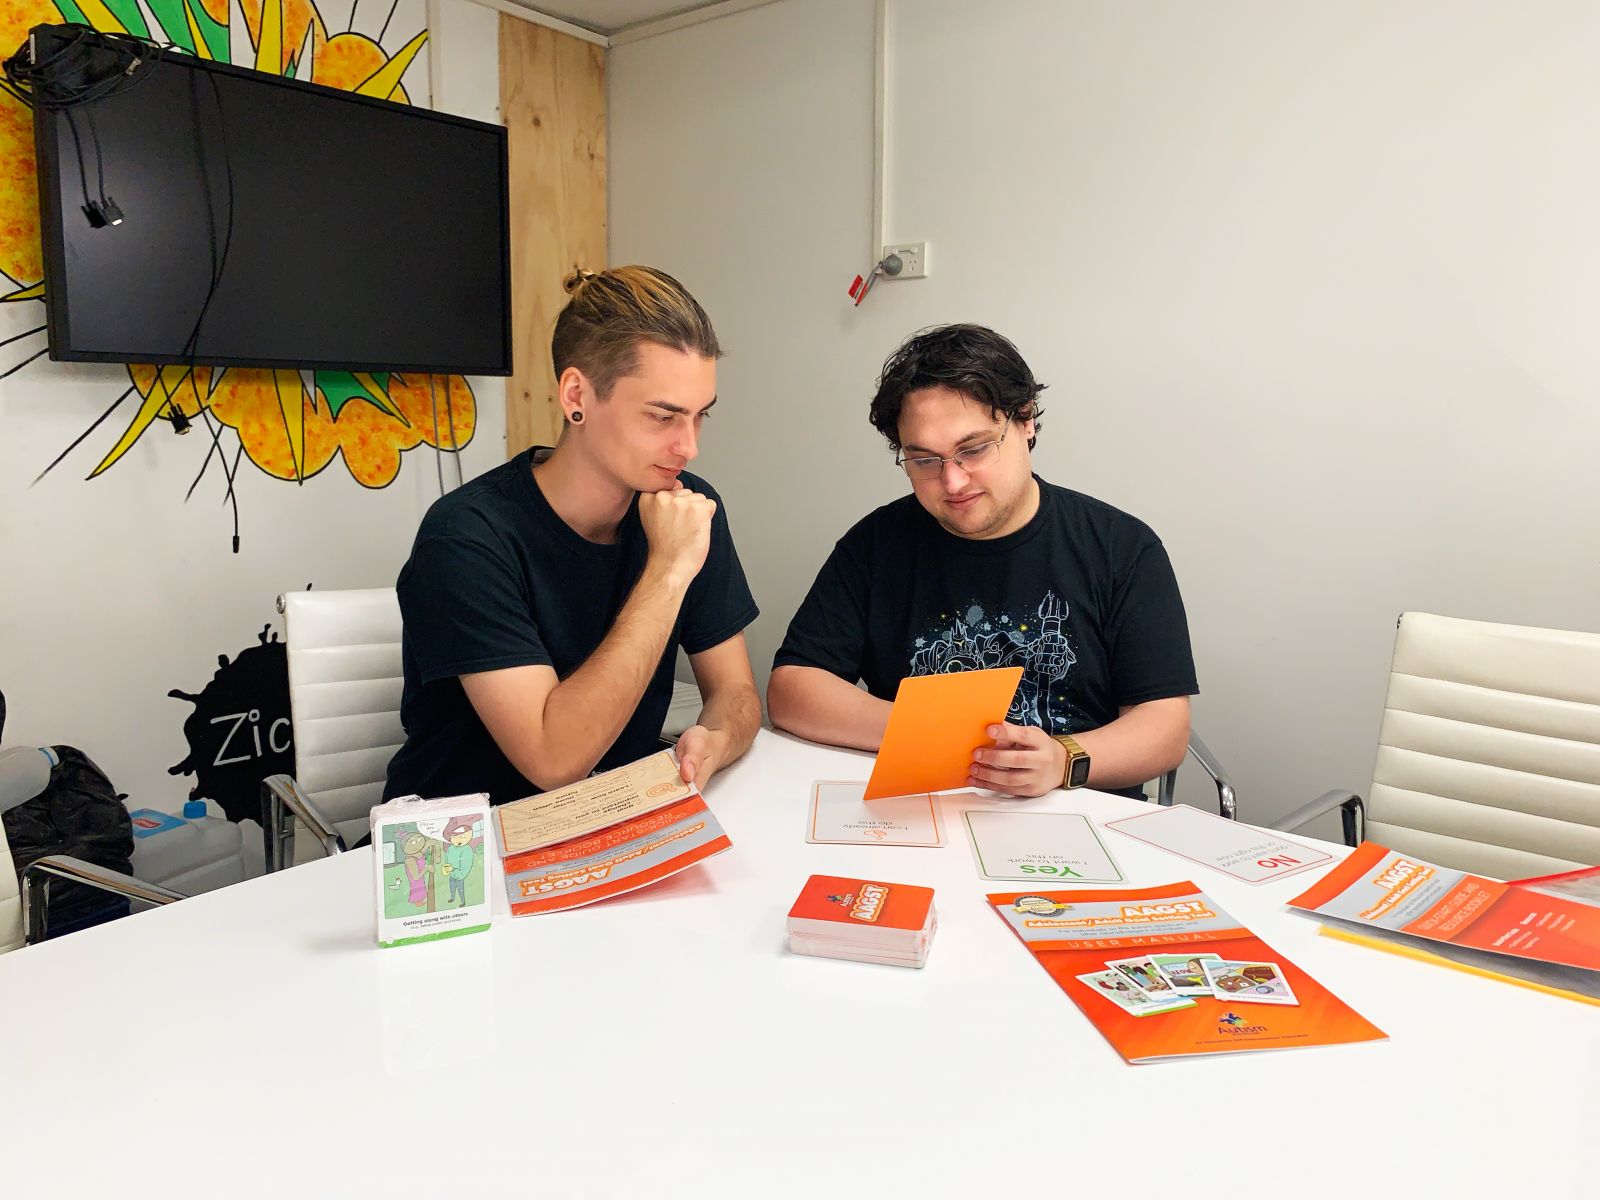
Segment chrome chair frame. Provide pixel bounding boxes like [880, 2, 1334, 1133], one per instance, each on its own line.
[22, 855, 186, 945]
[1155, 732, 1237, 819]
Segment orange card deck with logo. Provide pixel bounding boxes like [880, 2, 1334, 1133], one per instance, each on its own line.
[787, 874, 937, 968]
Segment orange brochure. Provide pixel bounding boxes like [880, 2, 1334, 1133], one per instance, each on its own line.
[863, 667, 1023, 801]
[1288, 842, 1600, 976]
[501, 794, 731, 916]
[989, 882, 1385, 1064]
[1512, 864, 1600, 905]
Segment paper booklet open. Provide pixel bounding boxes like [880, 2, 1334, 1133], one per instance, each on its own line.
[494, 750, 731, 916]
[1287, 844, 1600, 1000]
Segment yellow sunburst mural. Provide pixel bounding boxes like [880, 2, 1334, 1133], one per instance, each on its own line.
[0, 0, 476, 490]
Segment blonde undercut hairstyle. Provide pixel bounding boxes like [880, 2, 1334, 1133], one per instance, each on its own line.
[552, 265, 721, 400]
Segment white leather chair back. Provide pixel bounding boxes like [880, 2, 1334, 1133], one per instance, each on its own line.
[0, 825, 22, 955]
[1369, 612, 1600, 878]
[282, 588, 405, 856]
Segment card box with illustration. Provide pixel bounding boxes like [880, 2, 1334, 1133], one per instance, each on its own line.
[373, 793, 493, 948]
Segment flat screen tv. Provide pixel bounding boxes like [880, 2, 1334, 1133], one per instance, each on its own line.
[26, 23, 512, 376]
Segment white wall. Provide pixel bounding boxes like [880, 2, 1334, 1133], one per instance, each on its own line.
[0, 0, 507, 811]
[610, 0, 1600, 825]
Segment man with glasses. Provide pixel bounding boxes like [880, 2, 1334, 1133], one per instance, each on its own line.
[767, 324, 1196, 799]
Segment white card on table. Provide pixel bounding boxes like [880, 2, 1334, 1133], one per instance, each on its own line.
[1077, 971, 1196, 1017]
[961, 811, 1124, 883]
[806, 781, 944, 847]
[1106, 955, 1180, 995]
[1201, 959, 1299, 1005]
[1103, 804, 1332, 884]
[1149, 952, 1223, 996]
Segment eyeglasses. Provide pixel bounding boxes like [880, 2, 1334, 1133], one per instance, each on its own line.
[895, 425, 1009, 478]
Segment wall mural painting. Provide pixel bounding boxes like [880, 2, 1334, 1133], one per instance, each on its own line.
[0, 0, 476, 501]
[168, 618, 293, 824]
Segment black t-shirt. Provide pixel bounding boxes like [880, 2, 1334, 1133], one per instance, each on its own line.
[384, 449, 758, 806]
[774, 478, 1196, 796]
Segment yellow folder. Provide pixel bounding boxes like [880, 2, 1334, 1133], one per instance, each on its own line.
[1318, 925, 1600, 1008]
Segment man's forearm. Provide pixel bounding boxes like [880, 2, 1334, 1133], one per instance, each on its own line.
[767, 665, 891, 752]
[1072, 699, 1190, 791]
[536, 562, 691, 783]
[696, 682, 762, 768]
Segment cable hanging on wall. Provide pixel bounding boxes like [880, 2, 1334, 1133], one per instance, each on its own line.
[2, 25, 171, 227]
[9, 25, 255, 551]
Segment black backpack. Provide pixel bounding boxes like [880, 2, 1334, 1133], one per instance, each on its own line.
[2, 745, 135, 933]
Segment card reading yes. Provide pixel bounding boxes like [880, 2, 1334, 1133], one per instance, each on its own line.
[962, 810, 1124, 883]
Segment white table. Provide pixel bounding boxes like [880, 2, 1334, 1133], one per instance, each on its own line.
[1, 730, 1593, 1197]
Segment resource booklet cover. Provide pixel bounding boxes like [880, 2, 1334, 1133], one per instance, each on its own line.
[501, 792, 731, 916]
[988, 882, 1385, 1063]
[1287, 842, 1600, 996]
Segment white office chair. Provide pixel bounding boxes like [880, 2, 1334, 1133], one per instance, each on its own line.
[1274, 612, 1600, 878]
[0, 827, 22, 955]
[262, 588, 405, 869]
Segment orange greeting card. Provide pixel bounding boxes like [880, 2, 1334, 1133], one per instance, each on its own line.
[863, 667, 1023, 800]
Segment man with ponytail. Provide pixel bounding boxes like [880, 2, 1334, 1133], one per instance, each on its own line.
[385, 267, 761, 805]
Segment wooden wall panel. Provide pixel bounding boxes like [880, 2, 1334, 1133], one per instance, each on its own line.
[499, 16, 607, 456]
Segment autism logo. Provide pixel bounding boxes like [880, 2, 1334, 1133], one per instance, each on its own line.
[1217, 1012, 1269, 1035]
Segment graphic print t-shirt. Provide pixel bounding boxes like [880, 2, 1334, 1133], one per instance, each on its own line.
[774, 478, 1197, 795]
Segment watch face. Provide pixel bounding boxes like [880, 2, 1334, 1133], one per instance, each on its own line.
[1068, 755, 1092, 788]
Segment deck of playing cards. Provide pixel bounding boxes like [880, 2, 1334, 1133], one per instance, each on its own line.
[786, 874, 936, 968]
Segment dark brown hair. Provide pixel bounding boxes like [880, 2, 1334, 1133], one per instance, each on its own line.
[869, 324, 1046, 451]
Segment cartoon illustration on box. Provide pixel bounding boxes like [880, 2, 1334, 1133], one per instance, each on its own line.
[381, 813, 485, 917]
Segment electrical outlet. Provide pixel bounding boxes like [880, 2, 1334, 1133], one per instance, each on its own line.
[881, 242, 928, 280]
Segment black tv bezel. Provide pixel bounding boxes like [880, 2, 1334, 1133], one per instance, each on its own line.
[30, 23, 514, 378]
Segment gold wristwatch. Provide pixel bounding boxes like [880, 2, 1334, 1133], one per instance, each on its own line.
[1050, 733, 1091, 789]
